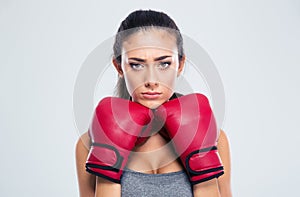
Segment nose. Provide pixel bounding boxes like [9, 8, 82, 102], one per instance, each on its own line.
[144, 67, 159, 88]
[145, 81, 158, 88]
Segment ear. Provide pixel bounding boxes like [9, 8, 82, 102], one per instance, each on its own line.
[112, 58, 123, 77]
[177, 55, 186, 77]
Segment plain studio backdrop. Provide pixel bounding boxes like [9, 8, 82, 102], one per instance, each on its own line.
[1, 0, 299, 196]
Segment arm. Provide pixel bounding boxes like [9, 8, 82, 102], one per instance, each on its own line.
[75, 132, 122, 197]
[217, 129, 233, 197]
[95, 177, 121, 197]
[192, 129, 232, 197]
[75, 132, 96, 197]
[193, 178, 221, 197]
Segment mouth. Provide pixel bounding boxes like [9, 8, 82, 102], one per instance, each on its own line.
[141, 92, 162, 99]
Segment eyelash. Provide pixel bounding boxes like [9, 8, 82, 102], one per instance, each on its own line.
[129, 63, 143, 70]
[159, 62, 171, 70]
[129, 62, 171, 70]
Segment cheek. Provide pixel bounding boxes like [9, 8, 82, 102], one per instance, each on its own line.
[123, 71, 145, 95]
[155, 69, 177, 90]
[160, 72, 176, 89]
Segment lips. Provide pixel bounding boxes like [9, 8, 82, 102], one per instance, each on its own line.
[141, 92, 162, 99]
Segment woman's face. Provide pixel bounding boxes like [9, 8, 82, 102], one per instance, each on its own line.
[116, 29, 185, 109]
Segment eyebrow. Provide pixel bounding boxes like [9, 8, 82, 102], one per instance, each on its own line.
[128, 55, 172, 62]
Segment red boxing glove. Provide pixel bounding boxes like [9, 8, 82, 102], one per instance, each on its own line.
[85, 97, 153, 183]
[155, 93, 224, 185]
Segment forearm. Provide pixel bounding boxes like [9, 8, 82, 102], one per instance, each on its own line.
[218, 177, 232, 197]
[217, 129, 232, 197]
[193, 179, 221, 197]
[75, 133, 96, 197]
[77, 175, 96, 197]
[95, 177, 121, 197]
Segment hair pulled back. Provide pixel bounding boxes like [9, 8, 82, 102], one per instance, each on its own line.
[113, 9, 184, 98]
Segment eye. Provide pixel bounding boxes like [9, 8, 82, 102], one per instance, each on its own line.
[129, 63, 144, 71]
[158, 62, 171, 70]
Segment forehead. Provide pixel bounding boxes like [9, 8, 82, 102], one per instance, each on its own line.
[122, 29, 178, 57]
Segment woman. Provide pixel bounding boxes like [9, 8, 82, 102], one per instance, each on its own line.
[76, 9, 232, 197]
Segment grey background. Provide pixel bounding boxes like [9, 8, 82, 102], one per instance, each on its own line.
[1, 0, 299, 196]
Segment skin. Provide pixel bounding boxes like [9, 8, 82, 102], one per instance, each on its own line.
[75, 29, 232, 197]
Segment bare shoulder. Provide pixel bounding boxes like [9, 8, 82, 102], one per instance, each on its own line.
[217, 129, 231, 162]
[218, 129, 230, 146]
[75, 131, 91, 154]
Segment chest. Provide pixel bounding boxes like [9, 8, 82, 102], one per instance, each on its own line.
[126, 133, 181, 173]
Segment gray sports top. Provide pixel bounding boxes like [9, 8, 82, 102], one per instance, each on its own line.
[121, 168, 193, 197]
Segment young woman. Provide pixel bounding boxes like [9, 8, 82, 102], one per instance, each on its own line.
[76, 9, 232, 197]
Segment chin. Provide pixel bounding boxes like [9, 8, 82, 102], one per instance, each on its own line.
[139, 100, 165, 109]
